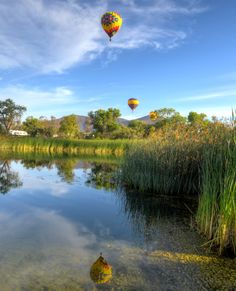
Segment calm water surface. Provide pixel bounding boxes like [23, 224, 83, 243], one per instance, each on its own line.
[0, 158, 235, 290]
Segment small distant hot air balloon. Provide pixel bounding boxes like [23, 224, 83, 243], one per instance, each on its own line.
[101, 12, 122, 41]
[128, 98, 139, 111]
[149, 111, 158, 121]
[90, 253, 112, 284]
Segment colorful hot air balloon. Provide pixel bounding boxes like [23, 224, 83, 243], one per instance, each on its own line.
[101, 12, 122, 41]
[90, 253, 112, 284]
[128, 98, 139, 111]
[149, 111, 158, 121]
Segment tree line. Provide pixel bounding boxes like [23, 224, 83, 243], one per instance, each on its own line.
[0, 98, 233, 139]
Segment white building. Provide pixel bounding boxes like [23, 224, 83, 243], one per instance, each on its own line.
[9, 130, 29, 136]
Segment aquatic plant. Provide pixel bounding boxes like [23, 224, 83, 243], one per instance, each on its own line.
[121, 123, 236, 255]
[196, 135, 236, 255]
[0, 136, 132, 156]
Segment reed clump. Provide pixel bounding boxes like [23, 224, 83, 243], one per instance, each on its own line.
[121, 122, 236, 255]
[196, 135, 236, 255]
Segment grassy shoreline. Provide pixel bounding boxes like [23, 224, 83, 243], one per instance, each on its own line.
[0, 136, 133, 156]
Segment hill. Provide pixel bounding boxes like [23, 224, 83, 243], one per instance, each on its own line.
[55, 115, 153, 131]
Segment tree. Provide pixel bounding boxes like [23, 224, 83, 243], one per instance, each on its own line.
[88, 108, 121, 135]
[155, 108, 178, 119]
[23, 116, 44, 137]
[128, 120, 146, 137]
[154, 108, 186, 129]
[188, 112, 208, 126]
[0, 98, 26, 132]
[59, 114, 80, 138]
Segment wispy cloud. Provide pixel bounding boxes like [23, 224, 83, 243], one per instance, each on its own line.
[0, 85, 106, 117]
[179, 106, 234, 118]
[109, 26, 187, 50]
[0, 0, 106, 73]
[119, 0, 207, 15]
[176, 88, 236, 102]
[0, 85, 75, 107]
[0, 0, 205, 73]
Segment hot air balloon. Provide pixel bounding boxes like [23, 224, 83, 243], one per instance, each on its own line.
[149, 111, 158, 121]
[128, 98, 139, 111]
[101, 12, 122, 41]
[90, 253, 112, 284]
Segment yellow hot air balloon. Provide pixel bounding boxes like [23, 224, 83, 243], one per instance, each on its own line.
[128, 98, 139, 111]
[149, 111, 158, 121]
[90, 254, 112, 284]
[101, 12, 122, 41]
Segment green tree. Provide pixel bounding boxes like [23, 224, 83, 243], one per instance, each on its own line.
[154, 108, 186, 129]
[0, 98, 26, 132]
[188, 111, 208, 126]
[59, 114, 80, 138]
[88, 108, 121, 134]
[128, 120, 146, 137]
[155, 108, 178, 119]
[23, 116, 44, 137]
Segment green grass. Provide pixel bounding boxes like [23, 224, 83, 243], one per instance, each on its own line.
[196, 137, 236, 255]
[120, 125, 236, 255]
[121, 140, 202, 196]
[0, 136, 134, 156]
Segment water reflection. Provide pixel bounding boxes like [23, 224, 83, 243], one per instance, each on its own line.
[86, 162, 117, 190]
[0, 157, 235, 290]
[0, 160, 22, 194]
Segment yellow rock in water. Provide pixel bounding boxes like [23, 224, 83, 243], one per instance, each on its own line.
[90, 254, 112, 284]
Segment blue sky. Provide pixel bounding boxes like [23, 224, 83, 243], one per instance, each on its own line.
[0, 0, 235, 120]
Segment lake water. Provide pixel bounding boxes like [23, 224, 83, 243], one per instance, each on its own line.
[0, 157, 235, 290]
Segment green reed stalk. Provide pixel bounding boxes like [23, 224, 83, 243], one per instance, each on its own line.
[197, 137, 236, 255]
[121, 140, 202, 196]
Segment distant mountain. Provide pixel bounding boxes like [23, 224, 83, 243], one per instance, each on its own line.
[55, 115, 154, 132]
[117, 117, 129, 126]
[135, 115, 156, 125]
[56, 115, 88, 131]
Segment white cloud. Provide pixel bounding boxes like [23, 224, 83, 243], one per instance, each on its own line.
[0, 85, 106, 116]
[0, 85, 76, 109]
[0, 0, 205, 73]
[0, 0, 106, 73]
[110, 26, 186, 50]
[176, 88, 236, 102]
[176, 106, 234, 119]
[119, 0, 206, 15]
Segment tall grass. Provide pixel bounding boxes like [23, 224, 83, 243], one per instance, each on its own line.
[196, 136, 236, 255]
[121, 123, 236, 255]
[121, 140, 201, 196]
[0, 136, 133, 156]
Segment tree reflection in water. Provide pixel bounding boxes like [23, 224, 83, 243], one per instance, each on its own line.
[21, 159, 54, 170]
[56, 159, 78, 183]
[0, 161, 22, 194]
[21, 158, 77, 183]
[85, 163, 118, 190]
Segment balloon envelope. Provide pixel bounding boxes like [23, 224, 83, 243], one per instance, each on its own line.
[149, 111, 158, 121]
[101, 12, 122, 40]
[128, 98, 139, 111]
[90, 255, 112, 284]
